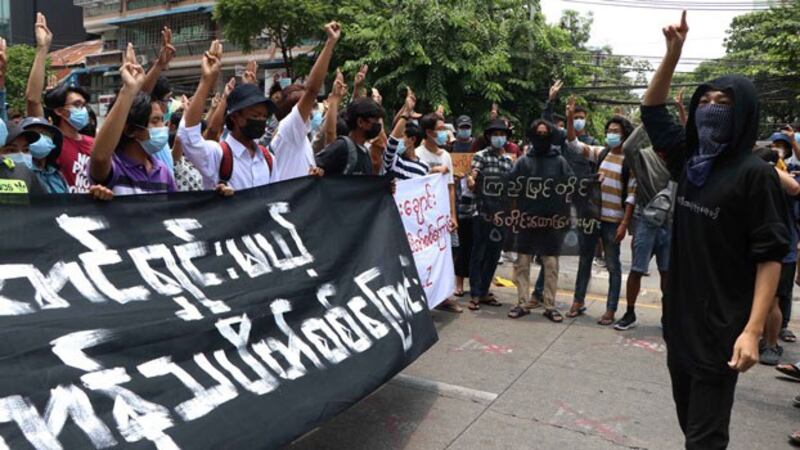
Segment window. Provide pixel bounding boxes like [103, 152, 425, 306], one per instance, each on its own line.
[0, 0, 9, 43]
[126, 0, 165, 10]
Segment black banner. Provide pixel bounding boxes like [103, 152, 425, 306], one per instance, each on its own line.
[0, 177, 437, 449]
[478, 175, 603, 255]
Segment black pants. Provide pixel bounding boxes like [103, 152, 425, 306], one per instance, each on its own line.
[454, 216, 473, 278]
[778, 262, 796, 329]
[667, 358, 738, 450]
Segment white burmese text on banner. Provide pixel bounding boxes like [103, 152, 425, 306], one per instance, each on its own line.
[395, 174, 455, 308]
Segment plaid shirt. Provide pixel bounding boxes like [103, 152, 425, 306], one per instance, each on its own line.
[471, 147, 514, 215]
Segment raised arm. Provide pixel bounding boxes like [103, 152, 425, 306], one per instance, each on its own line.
[542, 80, 563, 122]
[643, 11, 688, 106]
[352, 64, 367, 100]
[142, 27, 176, 95]
[205, 77, 235, 142]
[26, 13, 52, 118]
[674, 88, 687, 127]
[0, 38, 7, 122]
[297, 22, 341, 121]
[323, 69, 347, 147]
[185, 40, 222, 128]
[90, 44, 145, 183]
[390, 87, 415, 138]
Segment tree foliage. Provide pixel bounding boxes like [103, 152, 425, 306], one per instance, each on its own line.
[6, 45, 41, 115]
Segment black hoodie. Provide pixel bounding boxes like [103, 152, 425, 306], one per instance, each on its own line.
[641, 75, 790, 375]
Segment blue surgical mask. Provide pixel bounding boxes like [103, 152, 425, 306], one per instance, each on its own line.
[435, 130, 448, 146]
[29, 135, 55, 159]
[457, 129, 471, 139]
[67, 106, 90, 131]
[491, 136, 507, 149]
[0, 119, 7, 147]
[7, 152, 32, 169]
[606, 133, 622, 148]
[139, 126, 169, 155]
[164, 102, 174, 124]
[795, 132, 800, 144]
[310, 110, 323, 132]
[396, 139, 406, 154]
[279, 78, 292, 89]
[574, 119, 586, 132]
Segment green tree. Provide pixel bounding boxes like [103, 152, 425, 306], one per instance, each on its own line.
[214, 0, 334, 79]
[6, 45, 42, 115]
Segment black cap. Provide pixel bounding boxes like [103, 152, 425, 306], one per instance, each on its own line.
[484, 119, 512, 138]
[226, 83, 276, 118]
[5, 123, 39, 147]
[456, 115, 472, 128]
[21, 117, 63, 157]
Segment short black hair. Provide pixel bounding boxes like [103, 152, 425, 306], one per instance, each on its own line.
[405, 121, 424, 148]
[419, 113, 441, 134]
[44, 84, 90, 125]
[552, 113, 566, 124]
[107, 92, 152, 147]
[345, 97, 385, 131]
[152, 76, 172, 102]
[605, 115, 634, 140]
[754, 145, 778, 164]
[574, 105, 588, 115]
[275, 84, 306, 120]
[526, 119, 555, 141]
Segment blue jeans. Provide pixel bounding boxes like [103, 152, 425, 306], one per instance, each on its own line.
[469, 218, 504, 298]
[574, 221, 622, 312]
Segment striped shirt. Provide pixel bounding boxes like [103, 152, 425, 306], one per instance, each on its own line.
[596, 152, 636, 223]
[384, 136, 430, 180]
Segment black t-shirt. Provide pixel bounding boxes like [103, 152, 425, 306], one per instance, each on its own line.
[315, 137, 373, 176]
[642, 104, 790, 375]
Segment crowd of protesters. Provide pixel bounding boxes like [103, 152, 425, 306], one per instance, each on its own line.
[4, 10, 800, 450]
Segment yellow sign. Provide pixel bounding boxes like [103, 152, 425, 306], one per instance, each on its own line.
[0, 179, 29, 194]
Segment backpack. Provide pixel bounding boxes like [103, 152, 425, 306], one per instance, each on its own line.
[597, 146, 630, 208]
[339, 136, 361, 175]
[218, 141, 274, 184]
[641, 181, 677, 227]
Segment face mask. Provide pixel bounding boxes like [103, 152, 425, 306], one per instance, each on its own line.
[365, 121, 382, 140]
[396, 139, 406, 154]
[163, 104, 174, 124]
[310, 111, 324, 132]
[0, 120, 7, 147]
[29, 135, 55, 159]
[795, 132, 800, 144]
[490, 136, 507, 149]
[139, 126, 169, 155]
[694, 104, 734, 151]
[242, 118, 268, 140]
[7, 152, 32, 169]
[67, 106, 90, 131]
[279, 78, 292, 89]
[435, 130, 448, 146]
[457, 129, 471, 139]
[531, 135, 551, 153]
[574, 119, 586, 132]
[606, 133, 622, 148]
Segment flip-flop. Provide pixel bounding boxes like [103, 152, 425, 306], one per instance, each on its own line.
[544, 309, 564, 323]
[479, 297, 503, 307]
[453, 291, 465, 298]
[781, 329, 797, 343]
[435, 300, 464, 314]
[598, 316, 614, 326]
[566, 305, 587, 318]
[777, 364, 800, 380]
[468, 299, 481, 311]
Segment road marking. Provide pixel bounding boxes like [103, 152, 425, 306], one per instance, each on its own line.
[389, 374, 498, 405]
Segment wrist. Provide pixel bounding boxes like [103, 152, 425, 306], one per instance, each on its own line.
[742, 326, 762, 338]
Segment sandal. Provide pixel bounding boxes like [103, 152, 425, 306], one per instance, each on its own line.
[777, 364, 800, 380]
[566, 304, 587, 318]
[508, 305, 530, 319]
[543, 309, 563, 323]
[468, 299, 481, 311]
[781, 328, 797, 343]
[479, 296, 503, 307]
[435, 300, 463, 314]
[789, 431, 800, 446]
[598, 313, 615, 326]
[453, 290, 465, 298]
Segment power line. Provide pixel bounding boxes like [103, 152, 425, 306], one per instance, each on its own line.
[562, 0, 775, 11]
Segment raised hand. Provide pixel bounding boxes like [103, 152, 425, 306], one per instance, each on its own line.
[329, 69, 347, 100]
[354, 64, 368, 87]
[224, 77, 236, 97]
[46, 73, 59, 90]
[35, 13, 53, 50]
[490, 103, 499, 120]
[674, 87, 685, 106]
[662, 10, 689, 55]
[157, 26, 176, 69]
[243, 59, 258, 84]
[201, 40, 223, 80]
[121, 43, 146, 91]
[404, 87, 416, 114]
[371, 87, 382, 105]
[325, 21, 342, 43]
[0, 38, 7, 79]
[566, 95, 576, 117]
[549, 79, 564, 102]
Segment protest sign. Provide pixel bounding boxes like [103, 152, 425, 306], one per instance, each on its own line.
[477, 175, 602, 255]
[451, 153, 474, 177]
[0, 177, 437, 449]
[395, 174, 455, 309]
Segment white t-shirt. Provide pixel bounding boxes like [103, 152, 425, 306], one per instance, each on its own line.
[271, 105, 316, 181]
[417, 145, 454, 184]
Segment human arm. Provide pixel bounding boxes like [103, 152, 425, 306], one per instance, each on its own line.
[323, 69, 347, 147]
[297, 22, 341, 121]
[674, 88, 687, 127]
[729, 261, 781, 373]
[141, 27, 176, 95]
[448, 183, 458, 231]
[184, 40, 222, 129]
[204, 77, 235, 142]
[352, 64, 367, 100]
[26, 13, 52, 118]
[616, 177, 636, 242]
[370, 131, 387, 174]
[542, 80, 563, 122]
[89, 44, 145, 183]
[776, 167, 800, 197]
[0, 38, 6, 122]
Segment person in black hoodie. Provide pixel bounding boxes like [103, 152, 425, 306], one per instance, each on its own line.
[507, 119, 573, 323]
[641, 12, 790, 450]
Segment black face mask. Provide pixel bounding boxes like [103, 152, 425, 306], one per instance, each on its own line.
[531, 134, 551, 153]
[242, 118, 267, 140]
[365, 121, 382, 140]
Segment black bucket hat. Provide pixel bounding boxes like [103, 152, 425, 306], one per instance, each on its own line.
[5, 123, 39, 147]
[484, 118, 512, 139]
[225, 83, 276, 118]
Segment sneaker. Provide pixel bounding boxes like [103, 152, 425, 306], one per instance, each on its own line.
[594, 257, 606, 268]
[614, 311, 638, 330]
[760, 345, 784, 366]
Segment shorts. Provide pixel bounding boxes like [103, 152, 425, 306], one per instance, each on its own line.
[631, 217, 671, 274]
[778, 262, 796, 301]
